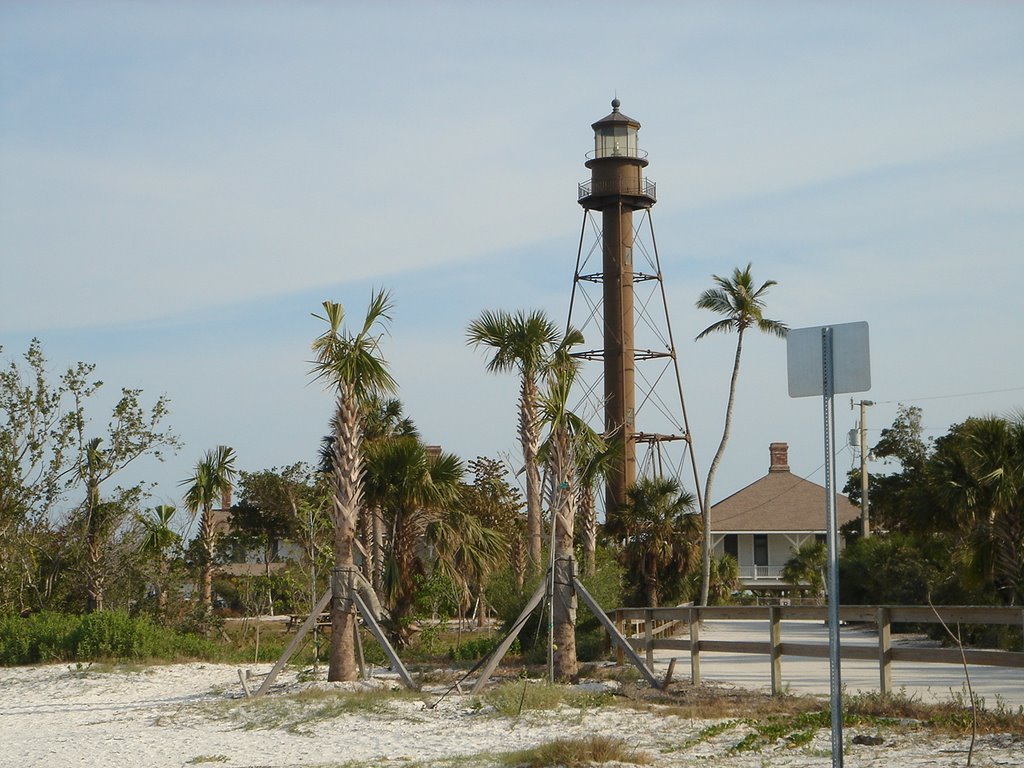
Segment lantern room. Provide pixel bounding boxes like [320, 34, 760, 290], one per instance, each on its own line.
[591, 98, 643, 160]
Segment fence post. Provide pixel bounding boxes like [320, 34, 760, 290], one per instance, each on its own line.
[770, 605, 782, 695]
[615, 609, 624, 667]
[645, 608, 655, 667]
[877, 606, 892, 697]
[689, 606, 701, 686]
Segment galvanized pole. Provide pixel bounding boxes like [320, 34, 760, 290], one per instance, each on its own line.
[821, 327, 844, 767]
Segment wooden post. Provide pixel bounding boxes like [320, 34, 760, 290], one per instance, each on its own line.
[573, 578, 660, 689]
[353, 618, 366, 679]
[615, 609, 625, 667]
[255, 586, 333, 696]
[645, 609, 655, 668]
[689, 606, 701, 687]
[877, 606, 892, 697]
[471, 578, 547, 694]
[769, 605, 782, 695]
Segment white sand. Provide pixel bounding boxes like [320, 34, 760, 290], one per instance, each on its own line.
[1, 662, 1021, 767]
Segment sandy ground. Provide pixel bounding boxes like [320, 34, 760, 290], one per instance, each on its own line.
[1, 659, 1022, 768]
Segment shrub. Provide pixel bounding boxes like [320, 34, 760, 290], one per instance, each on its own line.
[0, 612, 81, 664]
[72, 611, 162, 660]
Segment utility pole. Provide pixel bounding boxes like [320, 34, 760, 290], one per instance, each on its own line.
[854, 399, 874, 538]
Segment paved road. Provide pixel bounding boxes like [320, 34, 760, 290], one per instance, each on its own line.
[648, 619, 1024, 709]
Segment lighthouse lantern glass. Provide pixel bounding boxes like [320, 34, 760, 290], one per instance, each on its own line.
[595, 125, 637, 159]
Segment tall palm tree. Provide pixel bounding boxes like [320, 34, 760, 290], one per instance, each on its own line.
[467, 309, 561, 571]
[695, 264, 787, 606]
[614, 477, 699, 607]
[181, 445, 237, 613]
[537, 329, 586, 680]
[137, 504, 179, 612]
[310, 290, 397, 681]
[80, 437, 108, 612]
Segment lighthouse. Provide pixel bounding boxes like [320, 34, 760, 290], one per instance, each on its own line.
[570, 99, 700, 518]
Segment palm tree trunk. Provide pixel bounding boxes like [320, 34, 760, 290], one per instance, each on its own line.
[199, 502, 215, 612]
[329, 388, 362, 682]
[701, 330, 745, 607]
[551, 425, 578, 681]
[372, 506, 384, 592]
[520, 377, 543, 571]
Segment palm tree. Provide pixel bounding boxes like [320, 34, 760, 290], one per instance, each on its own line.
[537, 330, 586, 680]
[695, 263, 787, 606]
[365, 436, 464, 644]
[80, 437, 108, 612]
[781, 540, 826, 602]
[137, 504, 179, 612]
[575, 439, 618, 577]
[613, 477, 699, 607]
[181, 445, 237, 613]
[310, 290, 397, 681]
[933, 414, 1024, 605]
[467, 309, 561, 572]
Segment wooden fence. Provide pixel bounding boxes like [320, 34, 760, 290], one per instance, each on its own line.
[612, 605, 1024, 696]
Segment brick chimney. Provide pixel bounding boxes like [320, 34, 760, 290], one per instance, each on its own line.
[769, 442, 790, 472]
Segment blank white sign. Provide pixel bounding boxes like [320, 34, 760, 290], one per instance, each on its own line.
[787, 322, 870, 398]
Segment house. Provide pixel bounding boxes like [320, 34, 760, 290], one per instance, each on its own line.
[710, 442, 859, 592]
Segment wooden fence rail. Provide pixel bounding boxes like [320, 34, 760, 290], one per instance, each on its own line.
[612, 605, 1024, 696]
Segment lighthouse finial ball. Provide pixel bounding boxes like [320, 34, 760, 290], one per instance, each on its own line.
[611, 97, 621, 110]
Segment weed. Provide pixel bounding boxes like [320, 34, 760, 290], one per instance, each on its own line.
[482, 681, 612, 717]
[499, 734, 652, 767]
[185, 756, 228, 764]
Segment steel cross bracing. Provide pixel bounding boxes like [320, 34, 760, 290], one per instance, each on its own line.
[565, 207, 704, 515]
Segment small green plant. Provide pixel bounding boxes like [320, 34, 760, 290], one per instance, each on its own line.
[185, 756, 228, 764]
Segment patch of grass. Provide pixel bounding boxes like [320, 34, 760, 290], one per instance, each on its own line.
[185, 756, 229, 764]
[499, 735, 651, 767]
[482, 681, 613, 717]
[845, 687, 1024, 736]
[209, 687, 425, 735]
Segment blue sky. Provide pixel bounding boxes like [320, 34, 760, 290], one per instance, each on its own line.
[2, 2, 1023, 532]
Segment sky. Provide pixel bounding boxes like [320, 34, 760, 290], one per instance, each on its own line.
[2, 2, 1023, 533]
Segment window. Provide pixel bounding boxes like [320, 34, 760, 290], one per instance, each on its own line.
[724, 534, 738, 559]
[754, 534, 769, 566]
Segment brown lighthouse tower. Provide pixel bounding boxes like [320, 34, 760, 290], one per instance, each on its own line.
[571, 99, 700, 517]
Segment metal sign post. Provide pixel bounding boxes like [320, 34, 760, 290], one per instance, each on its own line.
[787, 321, 870, 768]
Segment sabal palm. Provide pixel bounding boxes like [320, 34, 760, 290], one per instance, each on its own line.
[181, 445, 237, 612]
[365, 436, 464, 644]
[80, 437, 109, 611]
[575, 438, 618, 577]
[467, 309, 561, 571]
[137, 504, 179, 610]
[934, 414, 1024, 605]
[537, 330, 586, 680]
[319, 395, 418, 590]
[781, 540, 827, 602]
[310, 290, 397, 681]
[695, 263, 786, 606]
[616, 476, 699, 607]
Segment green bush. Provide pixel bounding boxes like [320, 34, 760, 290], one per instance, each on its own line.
[0, 612, 81, 664]
[72, 611, 164, 660]
[0, 611, 223, 665]
[449, 635, 519, 662]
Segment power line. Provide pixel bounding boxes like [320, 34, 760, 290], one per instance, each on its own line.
[876, 386, 1024, 405]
